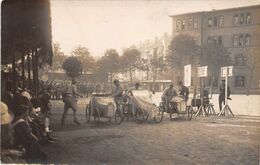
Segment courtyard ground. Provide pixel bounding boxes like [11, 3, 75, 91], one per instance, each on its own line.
[42, 98, 260, 165]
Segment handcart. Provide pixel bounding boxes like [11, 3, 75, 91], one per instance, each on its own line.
[159, 96, 192, 120]
[122, 90, 163, 123]
[85, 94, 123, 124]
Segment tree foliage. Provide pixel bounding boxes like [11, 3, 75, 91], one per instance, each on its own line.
[62, 56, 83, 79]
[202, 43, 231, 68]
[52, 42, 66, 71]
[95, 49, 120, 82]
[71, 45, 96, 72]
[167, 34, 200, 68]
[167, 34, 200, 81]
[120, 48, 142, 85]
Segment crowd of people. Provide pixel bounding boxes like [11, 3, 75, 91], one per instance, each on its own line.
[1, 82, 56, 163]
[42, 80, 110, 100]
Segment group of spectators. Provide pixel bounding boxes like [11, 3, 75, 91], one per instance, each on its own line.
[42, 80, 110, 100]
[1, 81, 55, 163]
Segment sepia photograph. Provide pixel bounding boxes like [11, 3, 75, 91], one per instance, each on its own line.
[1, 0, 260, 164]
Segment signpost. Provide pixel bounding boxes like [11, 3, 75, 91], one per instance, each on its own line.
[195, 66, 208, 117]
[184, 64, 191, 87]
[184, 64, 195, 114]
[219, 66, 234, 117]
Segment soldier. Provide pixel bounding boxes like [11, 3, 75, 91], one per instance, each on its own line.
[178, 81, 189, 102]
[110, 80, 124, 109]
[219, 80, 231, 111]
[61, 79, 82, 126]
[161, 84, 177, 111]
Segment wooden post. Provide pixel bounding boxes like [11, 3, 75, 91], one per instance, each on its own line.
[27, 52, 31, 89]
[12, 48, 16, 94]
[32, 50, 36, 98]
[21, 52, 25, 89]
[35, 49, 39, 98]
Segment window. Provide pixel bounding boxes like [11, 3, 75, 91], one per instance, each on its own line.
[218, 36, 222, 45]
[239, 34, 244, 46]
[245, 34, 250, 46]
[207, 37, 212, 44]
[176, 20, 181, 31]
[235, 76, 245, 87]
[213, 17, 218, 27]
[208, 18, 212, 27]
[240, 13, 244, 24]
[193, 18, 198, 29]
[219, 16, 224, 27]
[246, 13, 251, 24]
[234, 14, 239, 25]
[235, 54, 246, 66]
[188, 18, 193, 29]
[213, 36, 218, 45]
[233, 35, 239, 46]
[181, 20, 186, 29]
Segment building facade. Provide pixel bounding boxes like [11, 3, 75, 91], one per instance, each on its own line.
[170, 5, 260, 94]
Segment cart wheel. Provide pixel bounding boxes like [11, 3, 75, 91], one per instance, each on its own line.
[85, 104, 91, 122]
[169, 108, 173, 120]
[115, 108, 123, 125]
[187, 106, 192, 120]
[154, 106, 164, 123]
[135, 108, 145, 124]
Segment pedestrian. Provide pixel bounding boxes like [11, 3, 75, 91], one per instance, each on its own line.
[61, 79, 82, 125]
[219, 80, 231, 111]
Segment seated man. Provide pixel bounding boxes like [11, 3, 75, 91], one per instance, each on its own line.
[1, 102, 26, 164]
[161, 84, 177, 112]
[110, 80, 124, 109]
[12, 95, 47, 164]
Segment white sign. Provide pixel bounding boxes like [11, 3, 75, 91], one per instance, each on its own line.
[198, 66, 208, 77]
[221, 66, 233, 77]
[184, 64, 191, 87]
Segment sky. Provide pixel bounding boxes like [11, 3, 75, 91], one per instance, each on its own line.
[51, 0, 260, 56]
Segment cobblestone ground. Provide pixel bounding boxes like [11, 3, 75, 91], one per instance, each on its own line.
[42, 99, 260, 165]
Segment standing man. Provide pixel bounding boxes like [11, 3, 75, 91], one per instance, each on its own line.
[219, 80, 231, 111]
[178, 81, 189, 102]
[110, 80, 124, 109]
[61, 79, 82, 125]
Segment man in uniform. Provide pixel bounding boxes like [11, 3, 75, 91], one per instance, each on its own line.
[61, 79, 82, 125]
[110, 80, 124, 109]
[219, 80, 231, 111]
[178, 81, 189, 102]
[161, 84, 177, 111]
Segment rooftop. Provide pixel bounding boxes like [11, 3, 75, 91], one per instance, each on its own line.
[169, 4, 260, 17]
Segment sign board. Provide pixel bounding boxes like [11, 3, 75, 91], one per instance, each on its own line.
[184, 64, 191, 87]
[198, 66, 208, 77]
[221, 66, 233, 77]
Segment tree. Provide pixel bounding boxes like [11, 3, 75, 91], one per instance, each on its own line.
[52, 42, 66, 71]
[96, 49, 120, 87]
[120, 48, 142, 86]
[150, 48, 165, 90]
[242, 48, 260, 95]
[71, 45, 96, 72]
[62, 56, 83, 79]
[167, 34, 200, 82]
[202, 43, 231, 87]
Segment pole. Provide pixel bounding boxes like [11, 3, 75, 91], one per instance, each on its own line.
[225, 67, 228, 106]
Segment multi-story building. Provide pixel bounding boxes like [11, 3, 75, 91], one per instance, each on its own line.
[170, 5, 260, 94]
